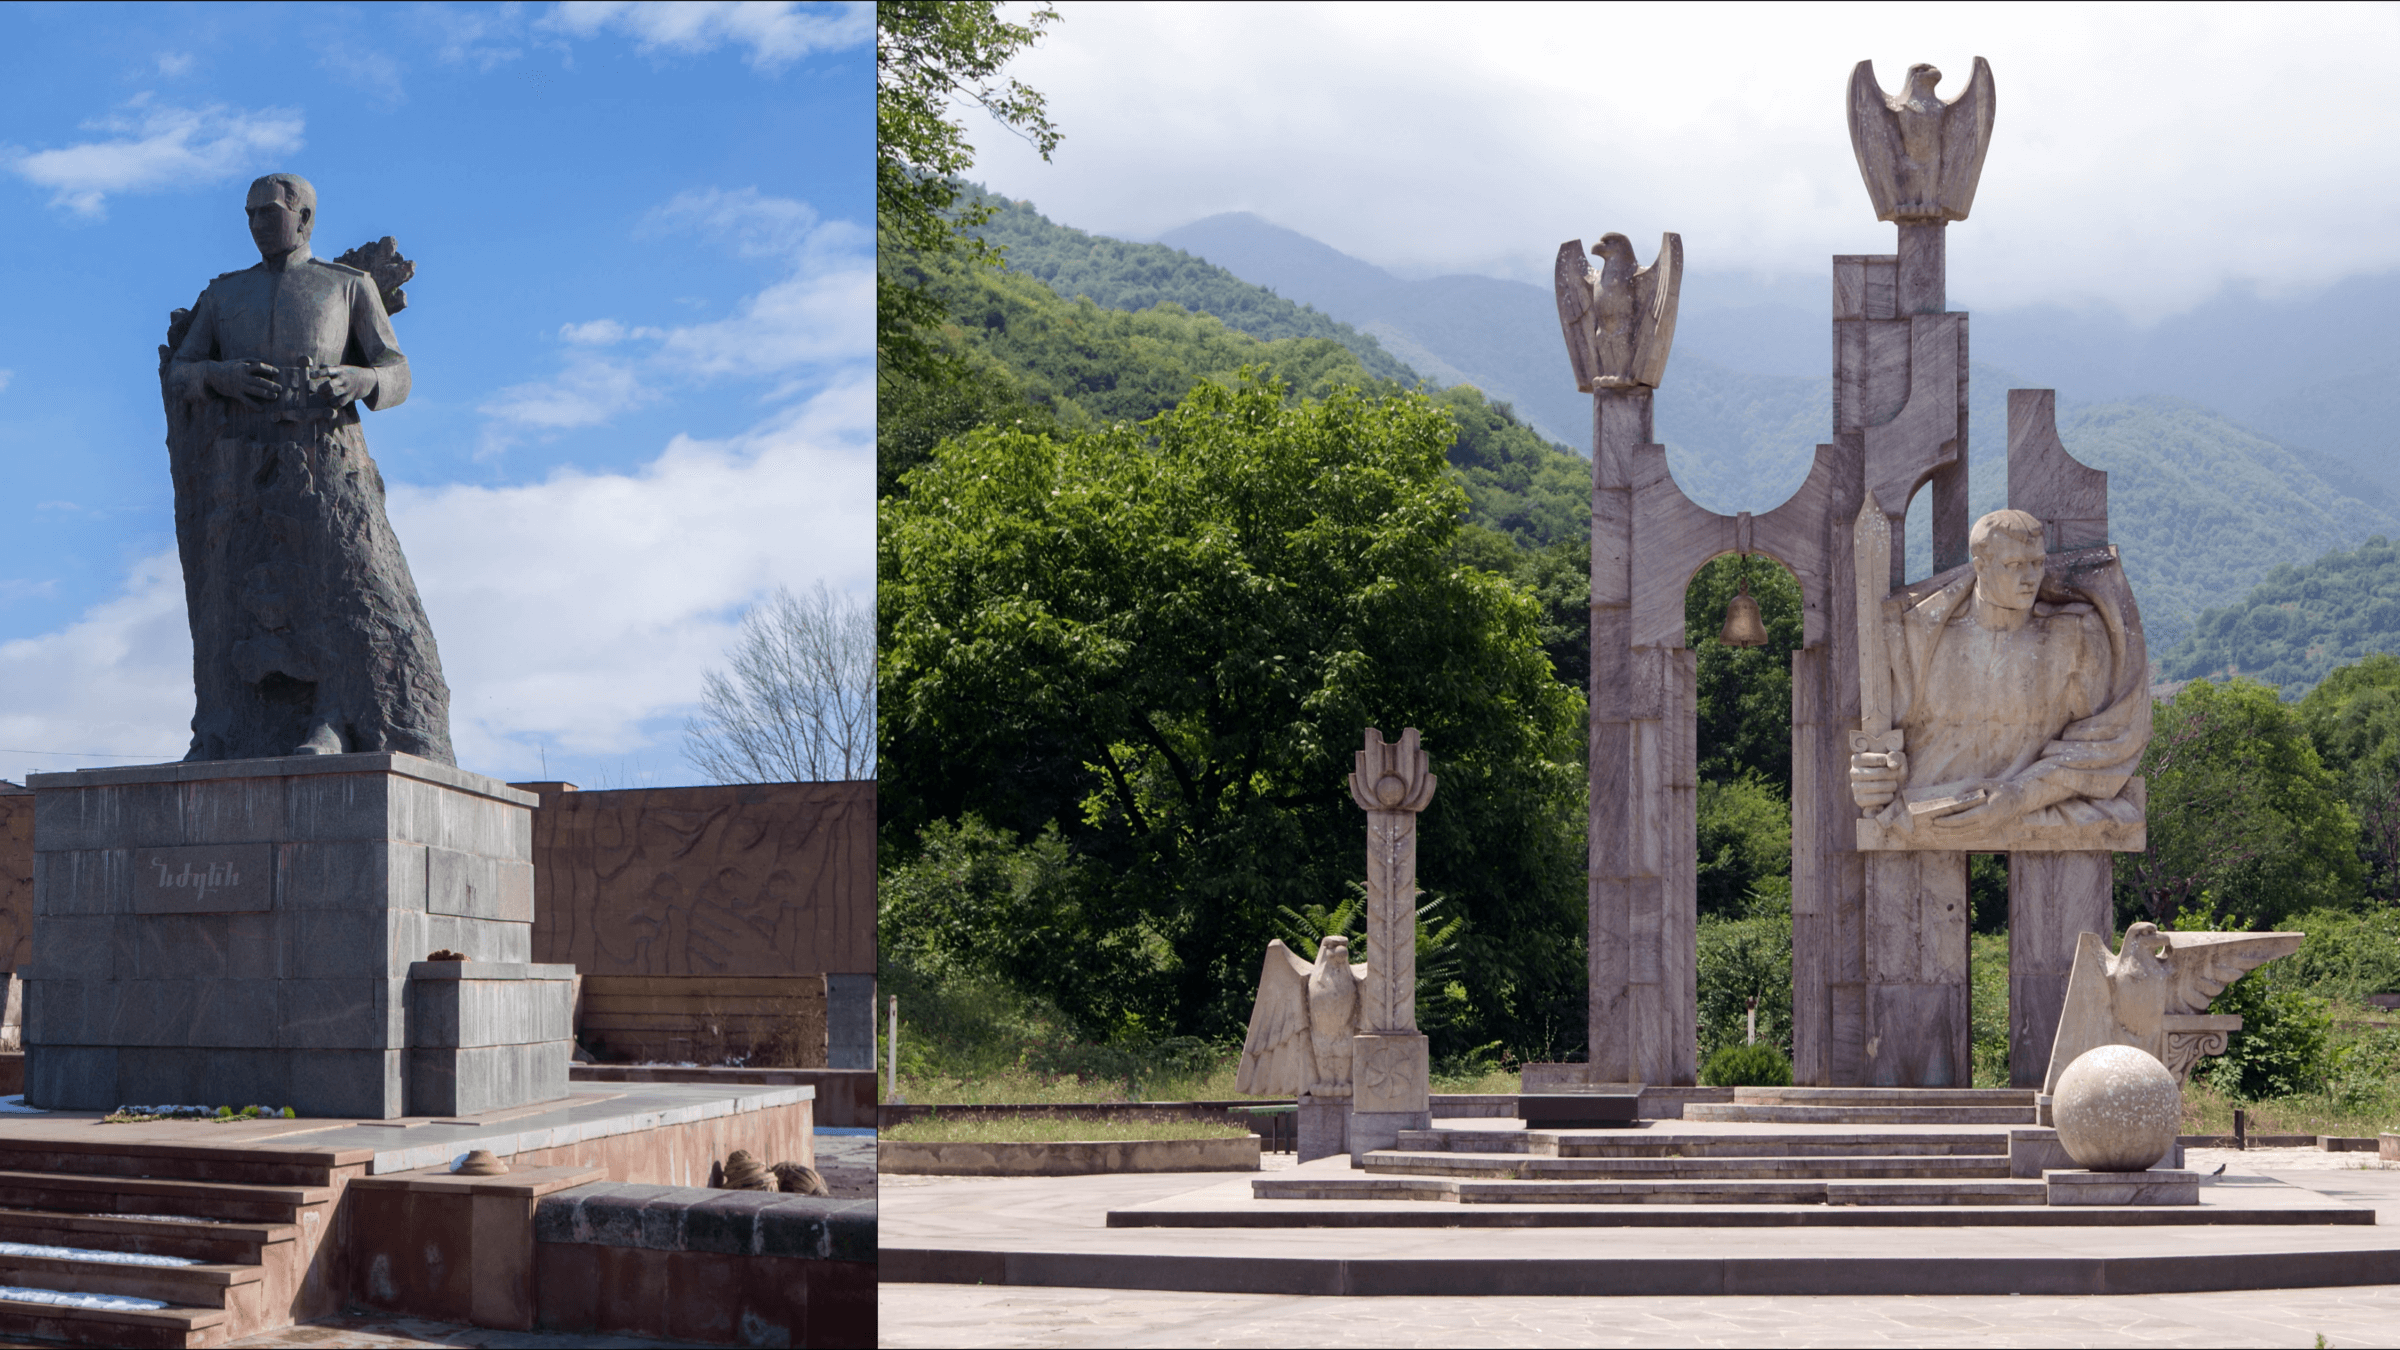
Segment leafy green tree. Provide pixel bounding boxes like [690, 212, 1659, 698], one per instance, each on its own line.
[880, 372, 1588, 1051]
[2299, 652, 2400, 900]
[876, 1, 1060, 380]
[1695, 886, 1792, 1058]
[2118, 679, 2364, 928]
[1696, 775, 1789, 921]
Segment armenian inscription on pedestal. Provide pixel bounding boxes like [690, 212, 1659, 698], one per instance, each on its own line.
[131, 844, 273, 913]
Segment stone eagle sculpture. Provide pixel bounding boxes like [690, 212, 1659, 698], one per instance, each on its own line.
[1553, 231, 1681, 393]
[1846, 57, 1996, 223]
[1237, 935, 1369, 1098]
[2043, 922, 2304, 1094]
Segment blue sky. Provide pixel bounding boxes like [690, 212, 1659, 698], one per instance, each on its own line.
[0, 1, 872, 788]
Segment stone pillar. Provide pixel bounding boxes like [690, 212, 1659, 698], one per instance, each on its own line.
[1347, 728, 1435, 1162]
[2008, 851, 2114, 1089]
[1861, 851, 1970, 1085]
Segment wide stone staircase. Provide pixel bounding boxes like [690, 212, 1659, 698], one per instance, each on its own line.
[0, 1137, 343, 1348]
[1256, 1087, 2053, 1207]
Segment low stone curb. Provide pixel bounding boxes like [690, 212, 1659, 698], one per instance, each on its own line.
[879, 1136, 1260, 1176]
[879, 1246, 2400, 1296]
[536, 1181, 877, 1262]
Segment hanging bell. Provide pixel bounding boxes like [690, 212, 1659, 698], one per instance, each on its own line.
[1719, 570, 1769, 648]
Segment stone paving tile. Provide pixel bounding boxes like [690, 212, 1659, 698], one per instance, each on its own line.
[223, 1311, 700, 1348]
[879, 1282, 2400, 1348]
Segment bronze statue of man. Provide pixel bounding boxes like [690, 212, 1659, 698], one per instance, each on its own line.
[161, 172, 454, 763]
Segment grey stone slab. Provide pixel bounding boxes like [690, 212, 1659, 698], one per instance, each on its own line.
[112, 1045, 206, 1105]
[26, 1045, 119, 1110]
[177, 775, 286, 846]
[427, 846, 501, 918]
[419, 914, 533, 964]
[408, 1038, 570, 1116]
[288, 908, 396, 978]
[29, 753, 536, 808]
[495, 859, 534, 922]
[36, 915, 121, 981]
[284, 772, 398, 844]
[277, 839, 426, 911]
[125, 912, 279, 981]
[31, 850, 131, 916]
[184, 979, 282, 1048]
[761, 1198, 877, 1262]
[26, 979, 123, 1046]
[406, 962, 575, 983]
[827, 972, 874, 1071]
[395, 779, 530, 858]
[681, 1191, 782, 1255]
[411, 975, 572, 1048]
[283, 977, 395, 1049]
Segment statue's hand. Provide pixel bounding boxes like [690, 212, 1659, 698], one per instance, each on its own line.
[206, 360, 282, 406]
[318, 365, 377, 407]
[1849, 750, 1904, 811]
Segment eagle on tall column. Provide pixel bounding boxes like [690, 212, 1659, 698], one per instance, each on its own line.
[1847, 57, 1997, 222]
[1553, 231, 1681, 393]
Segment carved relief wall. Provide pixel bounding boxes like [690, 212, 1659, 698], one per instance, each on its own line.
[0, 788, 29, 974]
[522, 780, 875, 978]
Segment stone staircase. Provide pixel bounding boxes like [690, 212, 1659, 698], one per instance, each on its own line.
[0, 1139, 344, 1348]
[1256, 1087, 2055, 1208]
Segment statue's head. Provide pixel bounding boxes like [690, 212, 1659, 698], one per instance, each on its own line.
[2121, 921, 2169, 962]
[1906, 63, 1943, 95]
[1968, 509, 2045, 612]
[245, 172, 316, 258]
[1317, 934, 1350, 964]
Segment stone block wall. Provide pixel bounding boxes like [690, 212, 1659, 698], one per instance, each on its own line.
[0, 788, 27, 978]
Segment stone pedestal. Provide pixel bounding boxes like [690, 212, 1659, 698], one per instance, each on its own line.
[1296, 1094, 1349, 1164]
[2045, 1168, 2199, 1206]
[1348, 1030, 1431, 1163]
[23, 753, 570, 1119]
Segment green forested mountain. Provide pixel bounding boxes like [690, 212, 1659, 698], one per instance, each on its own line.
[958, 186, 1420, 386]
[2162, 537, 2400, 693]
[878, 211, 1593, 548]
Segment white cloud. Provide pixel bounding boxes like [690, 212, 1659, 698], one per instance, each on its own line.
[559, 318, 665, 345]
[7, 100, 304, 218]
[154, 52, 195, 77]
[0, 377, 871, 787]
[968, 1, 2400, 321]
[0, 370, 12, 394]
[488, 189, 870, 442]
[478, 354, 658, 434]
[542, 0, 871, 70]
[397, 374, 874, 775]
[0, 551, 193, 785]
[426, 4, 528, 70]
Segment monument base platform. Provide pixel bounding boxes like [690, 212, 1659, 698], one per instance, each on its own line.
[24, 753, 566, 1119]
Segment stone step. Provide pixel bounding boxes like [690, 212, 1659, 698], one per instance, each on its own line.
[1827, 1179, 2049, 1206]
[0, 1291, 226, 1349]
[1262, 1173, 2052, 1205]
[0, 1172, 329, 1225]
[1729, 1087, 2036, 1107]
[1362, 1151, 2011, 1181]
[0, 1249, 261, 1309]
[1402, 1128, 2011, 1158]
[1683, 1105, 2037, 1125]
[0, 1142, 342, 1189]
[0, 1210, 293, 1267]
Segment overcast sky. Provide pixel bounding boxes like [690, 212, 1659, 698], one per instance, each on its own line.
[0, 2, 869, 788]
[966, 2, 2400, 321]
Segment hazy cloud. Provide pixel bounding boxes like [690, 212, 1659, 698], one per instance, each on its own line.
[969, 2, 2400, 321]
[320, 44, 408, 106]
[559, 318, 665, 344]
[0, 551, 194, 784]
[153, 52, 195, 77]
[478, 354, 656, 435]
[7, 99, 304, 217]
[542, 0, 871, 70]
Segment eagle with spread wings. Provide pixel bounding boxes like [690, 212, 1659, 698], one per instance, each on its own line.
[1236, 936, 1369, 1098]
[1846, 58, 1996, 223]
[1553, 232, 1681, 394]
[2042, 922, 2304, 1094]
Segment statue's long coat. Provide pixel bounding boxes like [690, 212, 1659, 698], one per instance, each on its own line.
[163, 247, 453, 763]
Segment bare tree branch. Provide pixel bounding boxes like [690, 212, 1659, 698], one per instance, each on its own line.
[684, 583, 876, 784]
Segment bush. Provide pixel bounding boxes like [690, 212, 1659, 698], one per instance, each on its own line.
[2202, 968, 2334, 1100]
[2276, 906, 2400, 1003]
[1701, 1042, 1792, 1087]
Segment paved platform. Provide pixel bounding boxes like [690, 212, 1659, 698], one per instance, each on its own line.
[880, 1281, 2400, 1348]
[881, 1145, 2400, 1296]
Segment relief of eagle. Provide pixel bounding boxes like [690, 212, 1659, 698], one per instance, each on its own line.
[1236, 935, 1369, 1098]
[1553, 231, 1682, 394]
[1847, 57, 1997, 223]
[2041, 922, 2303, 1094]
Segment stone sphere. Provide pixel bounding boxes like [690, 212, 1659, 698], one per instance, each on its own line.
[2052, 1044, 2181, 1172]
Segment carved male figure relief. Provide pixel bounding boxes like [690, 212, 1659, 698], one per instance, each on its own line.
[1850, 508, 2148, 849]
[162, 173, 454, 763]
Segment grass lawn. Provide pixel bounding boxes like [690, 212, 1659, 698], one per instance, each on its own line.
[884, 1113, 1256, 1144]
